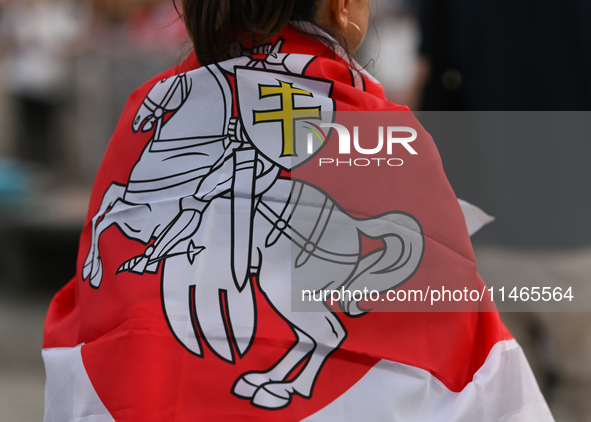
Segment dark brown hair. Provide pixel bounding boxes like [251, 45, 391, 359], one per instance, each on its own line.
[178, 0, 347, 65]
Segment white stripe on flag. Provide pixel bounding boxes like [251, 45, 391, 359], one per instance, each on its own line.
[42, 339, 553, 421]
[42, 344, 115, 422]
[458, 198, 495, 237]
[302, 339, 554, 422]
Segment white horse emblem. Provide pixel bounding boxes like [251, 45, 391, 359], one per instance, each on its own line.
[83, 48, 424, 410]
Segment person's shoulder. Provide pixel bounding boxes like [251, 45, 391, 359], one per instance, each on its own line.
[302, 54, 409, 112]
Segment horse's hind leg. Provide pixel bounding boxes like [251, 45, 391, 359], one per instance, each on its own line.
[250, 312, 346, 409]
[232, 327, 315, 400]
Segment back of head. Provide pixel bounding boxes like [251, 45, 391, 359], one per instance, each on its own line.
[180, 0, 323, 65]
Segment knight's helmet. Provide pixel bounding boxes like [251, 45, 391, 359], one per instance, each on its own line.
[132, 49, 317, 147]
[124, 65, 233, 206]
[133, 65, 233, 146]
[124, 52, 319, 207]
[133, 73, 190, 134]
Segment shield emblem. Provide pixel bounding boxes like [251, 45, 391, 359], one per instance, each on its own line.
[235, 67, 335, 170]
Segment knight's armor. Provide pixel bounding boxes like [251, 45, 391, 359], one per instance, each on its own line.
[125, 66, 234, 205]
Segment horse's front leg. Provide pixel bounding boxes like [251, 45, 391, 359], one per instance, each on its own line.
[83, 194, 157, 288]
[82, 183, 127, 284]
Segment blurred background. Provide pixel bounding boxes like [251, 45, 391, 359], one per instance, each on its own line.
[0, 0, 589, 420]
[0, 0, 186, 419]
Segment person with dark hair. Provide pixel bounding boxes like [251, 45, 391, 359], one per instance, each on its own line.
[42, 1, 553, 421]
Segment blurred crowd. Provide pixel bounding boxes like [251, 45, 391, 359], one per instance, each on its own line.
[0, 0, 186, 191]
[368, 2, 591, 421]
[0, 0, 590, 421]
[0, 0, 189, 304]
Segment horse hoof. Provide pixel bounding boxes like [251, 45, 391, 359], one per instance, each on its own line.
[117, 255, 143, 274]
[252, 384, 291, 409]
[82, 254, 93, 280]
[82, 261, 91, 280]
[89, 259, 103, 288]
[232, 373, 272, 398]
[232, 377, 259, 399]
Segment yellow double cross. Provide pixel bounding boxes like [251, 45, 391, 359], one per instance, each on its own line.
[254, 81, 320, 157]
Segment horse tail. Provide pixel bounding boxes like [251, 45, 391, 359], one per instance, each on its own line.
[340, 212, 424, 316]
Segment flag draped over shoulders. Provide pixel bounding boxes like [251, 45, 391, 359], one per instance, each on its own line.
[42, 24, 553, 422]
